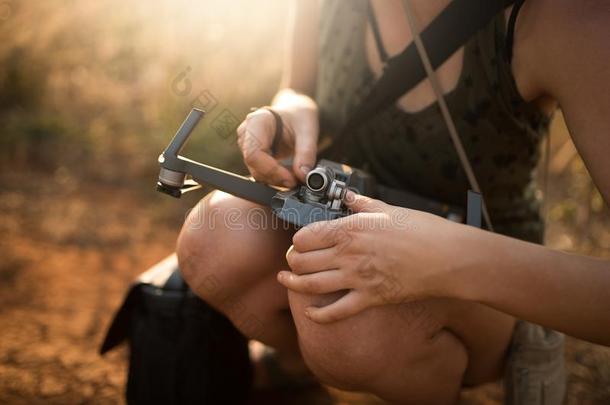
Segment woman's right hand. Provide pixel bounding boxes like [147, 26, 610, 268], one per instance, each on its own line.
[236, 89, 319, 188]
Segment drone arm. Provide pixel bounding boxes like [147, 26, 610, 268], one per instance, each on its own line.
[165, 108, 205, 157]
[158, 109, 277, 207]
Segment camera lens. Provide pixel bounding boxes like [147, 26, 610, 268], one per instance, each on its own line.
[307, 173, 325, 190]
[306, 170, 328, 192]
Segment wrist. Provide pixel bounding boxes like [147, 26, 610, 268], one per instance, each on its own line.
[272, 88, 297, 105]
[440, 221, 487, 302]
[272, 88, 317, 111]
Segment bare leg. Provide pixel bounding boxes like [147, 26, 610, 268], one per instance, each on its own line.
[177, 191, 302, 370]
[289, 292, 514, 403]
[177, 192, 515, 403]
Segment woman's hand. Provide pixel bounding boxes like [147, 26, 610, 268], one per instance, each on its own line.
[278, 192, 466, 323]
[236, 89, 319, 188]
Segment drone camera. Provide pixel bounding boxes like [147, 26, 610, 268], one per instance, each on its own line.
[306, 167, 331, 192]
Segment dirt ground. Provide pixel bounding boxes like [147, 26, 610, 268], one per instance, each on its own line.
[1, 150, 609, 405]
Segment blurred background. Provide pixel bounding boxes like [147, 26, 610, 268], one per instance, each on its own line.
[0, 0, 608, 404]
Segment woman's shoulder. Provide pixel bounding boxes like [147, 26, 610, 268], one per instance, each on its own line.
[510, 0, 610, 103]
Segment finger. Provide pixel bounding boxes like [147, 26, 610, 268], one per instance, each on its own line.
[238, 112, 297, 188]
[344, 191, 386, 213]
[245, 148, 296, 188]
[277, 270, 349, 295]
[305, 292, 370, 324]
[285, 246, 338, 275]
[292, 119, 319, 182]
[237, 111, 272, 153]
[292, 221, 352, 252]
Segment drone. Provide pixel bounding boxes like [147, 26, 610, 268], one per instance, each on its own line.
[157, 108, 481, 228]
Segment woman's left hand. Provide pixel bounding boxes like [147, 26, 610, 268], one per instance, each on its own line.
[278, 191, 465, 323]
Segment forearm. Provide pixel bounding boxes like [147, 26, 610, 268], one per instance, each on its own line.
[452, 225, 610, 345]
[271, 88, 316, 108]
[279, 0, 319, 96]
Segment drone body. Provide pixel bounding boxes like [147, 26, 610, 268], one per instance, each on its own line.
[157, 109, 478, 228]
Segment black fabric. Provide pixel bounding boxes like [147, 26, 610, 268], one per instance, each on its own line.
[316, 0, 549, 242]
[99, 284, 143, 355]
[329, 0, 516, 159]
[376, 184, 463, 218]
[367, 0, 390, 63]
[101, 270, 253, 405]
[262, 107, 284, 156]
[126, 287, 252, 405]
[505, 0, 526, 63]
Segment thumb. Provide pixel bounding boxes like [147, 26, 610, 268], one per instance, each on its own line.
[344, 191, 386, 213]
[292, 122, 318, 182]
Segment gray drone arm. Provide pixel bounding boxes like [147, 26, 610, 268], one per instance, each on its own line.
[157, 108, 277, 207]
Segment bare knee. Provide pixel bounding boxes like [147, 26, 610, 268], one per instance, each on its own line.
[289, 293, 427, 388]
[177, 192, 238, 305]
[176, 191, 292, 310]
[289, 293, 467, 402]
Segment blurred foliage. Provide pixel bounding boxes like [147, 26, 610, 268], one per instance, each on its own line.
[0, 0, 607, 252]
[0, 0, 288, 183]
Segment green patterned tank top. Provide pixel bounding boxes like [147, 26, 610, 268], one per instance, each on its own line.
[316, 0, 551, 243]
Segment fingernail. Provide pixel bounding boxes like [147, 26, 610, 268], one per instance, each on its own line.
[286, 245, 294, 260]
[277, 272, 284, 281]
[345, 190, 356, 202]
[304, 308, 312, 318]
[300, 165, 312, 175]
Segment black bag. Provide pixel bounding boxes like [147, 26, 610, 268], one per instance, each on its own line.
[100, 256, 252, 405]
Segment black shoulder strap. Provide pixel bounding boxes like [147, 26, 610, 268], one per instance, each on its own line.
[505, 0, 526, 62]
[367, 1, 390, 63]
[329, 0, 515, 157]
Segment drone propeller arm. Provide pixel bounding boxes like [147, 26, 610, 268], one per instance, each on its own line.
[165, 108, 205, 157]
[158, 109, 278, 207]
